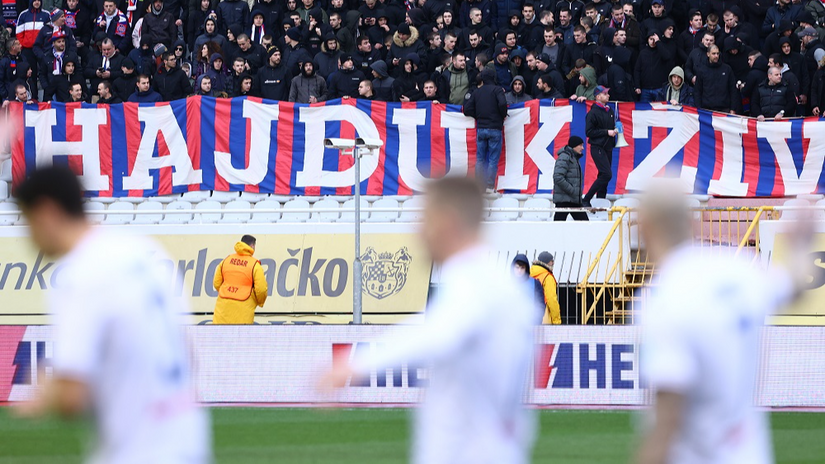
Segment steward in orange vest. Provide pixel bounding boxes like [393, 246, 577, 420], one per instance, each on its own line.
[213, 235, 268, 324]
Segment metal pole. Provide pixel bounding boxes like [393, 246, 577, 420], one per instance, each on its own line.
[353, 146, 363, 324]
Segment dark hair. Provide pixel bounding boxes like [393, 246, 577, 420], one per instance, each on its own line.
[426, 177, 484, 229]
[15, 166, 85, 218]
[573, 25, 586, 34]
[769, 53, 783, 65]
[98, 80, 113, 93]
[358, 35, 370, 45]
[137, 73, 151, 83]
[241, 235, 257, 246]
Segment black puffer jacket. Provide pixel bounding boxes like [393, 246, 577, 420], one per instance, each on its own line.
[552, 145, 583, 205]
[585, 102, 615, 150]
[750, 79, 796, 118]
[463, 69, 507, 130]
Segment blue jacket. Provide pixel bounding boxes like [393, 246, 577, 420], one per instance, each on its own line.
[128, 88, 163, 102]
[512, 253, 545, 324]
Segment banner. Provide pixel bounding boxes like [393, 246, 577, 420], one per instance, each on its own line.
[4, 325, 825, 406]
[10, 97, 825, 198]
[0, 231, 432, 319]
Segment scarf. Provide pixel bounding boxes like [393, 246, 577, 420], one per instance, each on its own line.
[65, 9, 77, 28]
[251, 24, 265, 43]
[53, 50, 64, 74]
[126, 0, 137, 23]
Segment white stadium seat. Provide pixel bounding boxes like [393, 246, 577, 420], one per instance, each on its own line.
[397, 197, 425, 223]
[0, 159, 11, 182]
[239, 192, 270, 203]
[489, 197, 519, 221]
[223, 200, 252, 223]
[816, 199, 825, 220]
[195, 200, 222, 224]
[132, 201, 164, 224]
[338, 198, 370, 222]
[148, 194, 181, 204]
[161, 200, 193, 224]
[310, 198, 340, 222]
[249, 200, 281, 223]
[0, 180, 9, 200]
[0, 202, 19, 225]
[521, 198, 552, 221]
[589, 198, 612, 220]
[102, 201, 135, 225]
[182, 191, 211, 203]
[84, 202, 106, 224]
[281, 198, 310, 222]
[781, 198, 809, 221]
[367, 198, 399, 222]
[211, 191, 239, 203]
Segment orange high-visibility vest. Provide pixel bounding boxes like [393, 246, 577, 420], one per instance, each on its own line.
[218, 253, 259, 301]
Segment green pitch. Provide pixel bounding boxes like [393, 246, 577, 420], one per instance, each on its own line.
[1, 407, 824, 463]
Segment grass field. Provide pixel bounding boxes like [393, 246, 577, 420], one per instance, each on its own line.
[1, 407, 824, 463]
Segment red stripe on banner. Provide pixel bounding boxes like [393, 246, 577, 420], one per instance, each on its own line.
[156, 130, 173, 196]
[64, 104, 84, 177]
[524, 100, 541, 193]
[186, 96, 202, 192]
[430, 103, 446, 179]
[243, 115, 260, 193]
[274, 101, 294, 194]
[0, 326, 27, 401]
[336, 113, 356, 196]
[583, 101, 597, 193]
[123, 101, 143, 198]
[395, 101, 418, 196]
[213, 98, 232, 192]
[465, 114, 477, 180]
[614, 102, 636, 194]
[10, 103, 27, 187]
[367, 102, 387, 195]
[742, 119, 760, 197]
[682, 106, 700, 169]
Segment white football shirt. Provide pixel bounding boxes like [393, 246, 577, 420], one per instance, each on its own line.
[49, 229, 210, 464]
[354, 244, 537, 464]
[640, 245, 792, 464]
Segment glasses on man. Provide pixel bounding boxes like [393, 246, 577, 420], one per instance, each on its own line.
[176, 47, 184, 51]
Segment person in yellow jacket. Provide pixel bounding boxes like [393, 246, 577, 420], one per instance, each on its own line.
[213, 235, 268, 324]
[530, 251, 561, 324]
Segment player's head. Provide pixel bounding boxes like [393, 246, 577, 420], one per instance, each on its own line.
[241, 234, 257, 250]
[422, 177, 484, 263]
[638, 179, 694, 261]
[15, 166, 87, 257]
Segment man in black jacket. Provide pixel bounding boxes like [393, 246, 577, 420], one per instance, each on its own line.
[255, 46, 292, 101]
[751, 66, 796, 120]
[463, 68, 507, 193]
[694, 44, 739, 113]
[582, 85, 615, 206]
[327, 54, 366, 98]
[153, 51, 192, 101]
[553, 135, 588, 221]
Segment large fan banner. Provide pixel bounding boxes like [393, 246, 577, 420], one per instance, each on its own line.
[9, 97, 825, 197]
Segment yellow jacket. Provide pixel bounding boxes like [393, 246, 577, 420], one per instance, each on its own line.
[213, 242, 268, 324]
[531, 263, 561, 325]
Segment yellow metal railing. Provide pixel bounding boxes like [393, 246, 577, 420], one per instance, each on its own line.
[578, 206, 777, 325]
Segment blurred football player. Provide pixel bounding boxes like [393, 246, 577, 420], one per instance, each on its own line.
[14, 167, 211, 464]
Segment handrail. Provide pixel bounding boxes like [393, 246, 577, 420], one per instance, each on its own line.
[579, 206, 628, 288]
[734, 206, 774, 258]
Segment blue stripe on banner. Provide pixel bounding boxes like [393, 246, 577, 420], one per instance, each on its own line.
[417, 105, 432, 180]
[171, 99, 190, 194]
[260, 103, 278, 194]
[381, 102, 401, 196]
[535, 100, 555, 194]
[664, 127, 685, 177]
[290, 102, 306, 195]
[109, 103, 127, 195]
[199, 97, 217, 191]
[571, 101, 587, 196]
[227, 97, 248, 192]
[693, 109, 716, 194]
[755, 128, 776, 197]
[321, 119, 341, 196]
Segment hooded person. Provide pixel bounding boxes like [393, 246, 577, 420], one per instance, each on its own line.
[391, 55, 423, 101]
[370, 59, 395, 101]
[212, 237, 268, 325]
[288, 59, 328, 103]
[657, 66, 694, 106]
[194, 73, 214, 96]
[779, 36, 808, 97]
[603, 45, 634, 102]
[511, 253, 546, 324]
[741, 54, 769, 112]
[722, 36, 752, 82]
[634, 29, 675, 102]
[505, 74, 530, 104]
[112, 56, 138, 101]
[571, 64, 597, 100]
[204, 52, 228, 92]
[194, 17, 227, 52]
[314, 31, 342, 79]
[43, 55, 86, 102]
[327, 52, 366, 98]
[764, 19, 798, 57]
[530, 251, 561, 325]
[141, 0, 177, 50]
[387, 22, 426, 74]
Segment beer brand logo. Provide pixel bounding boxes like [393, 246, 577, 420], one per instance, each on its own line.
[360, 247, 412, 300]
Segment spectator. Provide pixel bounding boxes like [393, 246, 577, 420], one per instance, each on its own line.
[62, 0, 92, 62]
[392, 55, 423, 101]
[422, 79, 439, 101]
[505, 74, 530, 104]
[751, 66, 796, 120]
[153, 51, 191, 100]
[553, 135, 588, 222]
[811, 53, 825, 116]
[438, 50, 470, 104]
[741, 51, 768, 112]
[676, 8, 704, 64]
[534, 73, 563, 98]
[42, 56, 83, 102]
[204, 52, 227, 92]
[235, 33, 263, 73]
[762, 0, 801, 39]
[84, 38, 124, 90]
[532, 52, 565, 97]
[112, 57, 137, 101]
[569, 64, 596, 101]
[0, 38, 25, 101]
[96, 80, 121, 103]
[225, 56, 246, 96]
[388, 22, 426, 73]
[212, 235, 268, 324]
[511, 253, 546, 324]
[694, 44, 738, 114]
[315, 32, 342, 79]
[459, 6, 494, 45]
[66, 80, 82, 102]
[764, 19, 797, 58]
[657, 66, 693, 106]
[369, 60, 394, 101]
[530, 251, 561, 325]
[635, 30, 674, 102]
[602, 3, 640, 48]
[37, 32, 72, 92]
[768, 53, 801, 107]
[236, 73, 253, 96]
[142, 0, 177, 50]
[194, 17, 226, 52]
[353, 35, 379, 75]
[684, 30, 715, 85]
[288, 60, 327, 103]
[462, 68, 507, 193]
[723, 36, 752, 83]
[281, 27, 312, 75]
[128, 73, 163, 101]
[255, 46, 291, 101]
[34, 9, 77, 64]
[16, 0, 51, 88]
[556, 6, 575, 44]
[721, 8, 759, 51]
[357, 78, 374, 99]
[582, 85, 615, 206]
[328, 53, 365, 98]
[217, 0, 249, 33]
[639, 0, 668, 39]
[491, 44, 515, 89]
[562, 25, 596, 74]
[536, 25, 564, 67]
[94, 0, 130, 53]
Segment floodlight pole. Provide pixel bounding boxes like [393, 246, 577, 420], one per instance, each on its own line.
[353, 145, 363, 325]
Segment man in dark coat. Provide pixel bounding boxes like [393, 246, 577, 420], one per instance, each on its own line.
[694, 44, 739, 113]
[255, 46, 292, 101]
[153, 51, 192, 100]
[750, 66, 797, 120]
[463, 68, 508, 192]
[553, 135, 588, 221]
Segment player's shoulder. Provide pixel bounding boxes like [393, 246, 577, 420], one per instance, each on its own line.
[64, 229, 164, 277]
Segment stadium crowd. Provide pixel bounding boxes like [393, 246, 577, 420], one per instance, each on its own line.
[0, 0, 824, 117]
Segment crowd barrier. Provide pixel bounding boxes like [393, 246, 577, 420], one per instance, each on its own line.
[9, 97, 825, 198]
[3, 325, 823, 407]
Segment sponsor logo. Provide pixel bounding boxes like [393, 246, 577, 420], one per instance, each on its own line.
[534, 343, 637, 390]
[360, 247, 411, 300]
[332, 342, 427, 388]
